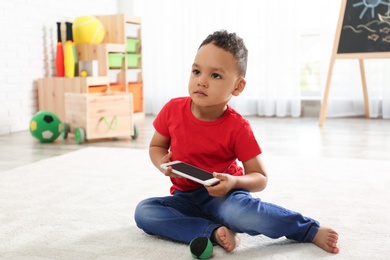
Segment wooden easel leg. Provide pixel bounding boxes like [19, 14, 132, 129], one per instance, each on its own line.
[319, 58, 335, 127]
[359, 59, 370, 118]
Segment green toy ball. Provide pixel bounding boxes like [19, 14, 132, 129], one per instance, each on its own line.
[29, 110, 61, 143]
[190, 237, 213, 259]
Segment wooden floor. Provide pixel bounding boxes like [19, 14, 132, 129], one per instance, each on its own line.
[0, 116, 389, 172]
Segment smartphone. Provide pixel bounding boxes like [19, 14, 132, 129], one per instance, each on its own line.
[160, 161, 220, 186]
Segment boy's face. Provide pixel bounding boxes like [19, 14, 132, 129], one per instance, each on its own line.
[188, 43, 245, 108]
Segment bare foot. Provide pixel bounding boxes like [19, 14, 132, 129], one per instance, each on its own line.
[212, 226, 240, 252]
[312, 227, 339, 254]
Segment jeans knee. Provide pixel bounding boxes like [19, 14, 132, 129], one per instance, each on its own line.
[134, 199, 150, 229]
[218, 194, 262, 232]
[219, 203, 239, 222]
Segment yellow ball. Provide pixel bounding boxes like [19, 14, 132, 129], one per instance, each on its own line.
[72, 16, 105, 44]
[80, 70, 88, 77]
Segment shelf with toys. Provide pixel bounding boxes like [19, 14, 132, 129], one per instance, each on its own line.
[37, 14, 143, 143]
[76, 14, 143, 114]
[38, 14, 143, 120]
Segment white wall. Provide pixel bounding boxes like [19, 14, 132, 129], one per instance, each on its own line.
[0, 0, 118, 135]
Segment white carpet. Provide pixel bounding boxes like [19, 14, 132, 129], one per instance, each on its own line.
[0, 147, 389, 259]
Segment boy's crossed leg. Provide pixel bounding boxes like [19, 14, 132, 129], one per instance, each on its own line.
[212, 226, 339, 254]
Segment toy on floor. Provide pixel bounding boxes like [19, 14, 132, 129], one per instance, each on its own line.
[190, 237, 213, 259]
[62, 92, 139, 144]
[29, 111, 62, 143]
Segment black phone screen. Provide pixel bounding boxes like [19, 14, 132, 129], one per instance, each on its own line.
[170, 162, 214, 181]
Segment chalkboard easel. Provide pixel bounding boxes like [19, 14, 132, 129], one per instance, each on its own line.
[319, 0, 390, 126]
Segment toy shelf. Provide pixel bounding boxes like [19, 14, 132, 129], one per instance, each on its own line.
[37, 14, 144, 123]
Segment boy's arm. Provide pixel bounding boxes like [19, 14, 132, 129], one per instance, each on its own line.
[149, 130, 171, 171]
[149, 130, 183, 179]
[234, 155, 268, 192]
[206, 155, 268, 197]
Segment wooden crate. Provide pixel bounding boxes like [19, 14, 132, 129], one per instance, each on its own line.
[64, 92, 134, 140]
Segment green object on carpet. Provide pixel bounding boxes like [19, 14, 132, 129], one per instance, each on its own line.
[29, 110, 61, 143]
[190, 237, 213, 259]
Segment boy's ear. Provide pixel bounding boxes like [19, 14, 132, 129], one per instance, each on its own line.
[232, 77, 246, 96]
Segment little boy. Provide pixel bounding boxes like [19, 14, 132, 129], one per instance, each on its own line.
[134, 30, 339, 254]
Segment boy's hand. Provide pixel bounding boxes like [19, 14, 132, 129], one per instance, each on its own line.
[205, 172, 237, 197]
[160, 152, 182, 178]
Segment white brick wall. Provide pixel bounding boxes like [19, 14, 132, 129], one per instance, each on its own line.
[0, 0, 118, 135]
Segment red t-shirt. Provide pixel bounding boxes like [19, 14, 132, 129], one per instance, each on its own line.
[153, 97, 262, 193]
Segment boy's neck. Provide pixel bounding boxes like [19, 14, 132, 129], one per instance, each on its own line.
[190, 101, 228, 121]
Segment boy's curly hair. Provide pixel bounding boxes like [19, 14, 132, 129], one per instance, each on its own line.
[199, 30, 248, 77]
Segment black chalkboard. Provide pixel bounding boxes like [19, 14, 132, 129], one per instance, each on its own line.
[338, 0, 390, 54]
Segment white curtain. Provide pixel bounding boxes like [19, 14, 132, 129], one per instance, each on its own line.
[134, 0, 390, 118]
[139, 0, 301, 117]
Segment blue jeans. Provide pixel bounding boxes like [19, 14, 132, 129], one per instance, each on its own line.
[134, 187, 319, 244]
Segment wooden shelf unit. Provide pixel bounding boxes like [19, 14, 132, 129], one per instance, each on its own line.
[37, 14, 144, 122]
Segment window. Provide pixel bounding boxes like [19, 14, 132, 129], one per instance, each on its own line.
[300, 30, 321, 98]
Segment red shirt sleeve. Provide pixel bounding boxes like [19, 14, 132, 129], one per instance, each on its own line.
[153, 100, 171, 138]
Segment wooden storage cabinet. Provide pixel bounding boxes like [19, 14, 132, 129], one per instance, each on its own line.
[37, 14, 143, 123]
